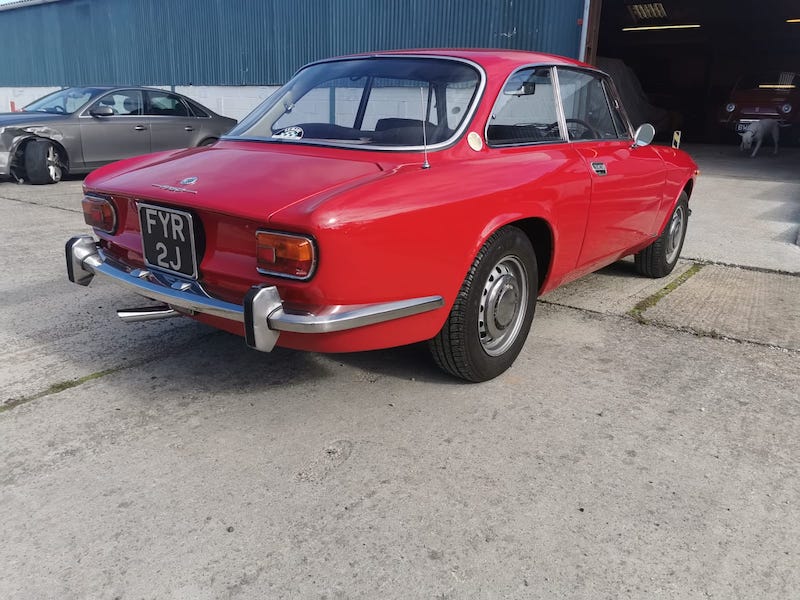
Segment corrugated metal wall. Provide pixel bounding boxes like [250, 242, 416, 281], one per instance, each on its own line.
[0, 0, 585, 86]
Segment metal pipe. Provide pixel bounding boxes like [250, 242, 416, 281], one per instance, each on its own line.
[117, 306, 180, 322]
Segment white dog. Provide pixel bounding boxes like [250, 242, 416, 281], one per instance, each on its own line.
[739, 119, 779, 158]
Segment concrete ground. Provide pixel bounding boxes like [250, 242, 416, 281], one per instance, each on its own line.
[0, 143, 798, 599]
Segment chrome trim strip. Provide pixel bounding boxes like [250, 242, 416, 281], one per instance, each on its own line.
[66, 235, 445, 345]
[269, 296, 445, 334]
[551, 67, 570, 142]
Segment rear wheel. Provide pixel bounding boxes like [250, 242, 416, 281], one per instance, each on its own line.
[634, 192, 689, 278]
[429, 226, 537, 382]
[24, 139, 65, 184]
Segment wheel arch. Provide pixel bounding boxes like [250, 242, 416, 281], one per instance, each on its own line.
[13, 135, 71, 177]
[682, 177, 694, 200]
[480, 216, 553, 294]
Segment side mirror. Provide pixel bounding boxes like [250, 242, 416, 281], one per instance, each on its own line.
[89, 105, 114, 117]
[632, 123, 655, 148]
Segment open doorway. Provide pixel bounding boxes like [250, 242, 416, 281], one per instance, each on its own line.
[584, 0, 800, 144]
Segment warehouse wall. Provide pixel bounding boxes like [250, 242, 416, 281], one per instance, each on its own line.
[0, 0, 586, 87]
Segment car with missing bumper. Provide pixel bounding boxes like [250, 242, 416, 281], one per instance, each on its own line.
[1, 86, 236, 184]
[66, 50, 698, 382]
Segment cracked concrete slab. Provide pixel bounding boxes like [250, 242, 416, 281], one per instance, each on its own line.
[641, 264, 800, 350]
[681, 145, 800, 273]
[542, 257, 695, 316]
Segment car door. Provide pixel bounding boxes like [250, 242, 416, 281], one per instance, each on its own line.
[555, 68, 666, 270]
[144, 90, 199, 151]
[79, 90, 150, 166]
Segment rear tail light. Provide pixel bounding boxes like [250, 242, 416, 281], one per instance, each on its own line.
[255, 230, 316, 280]
[82, 195, 117, 233]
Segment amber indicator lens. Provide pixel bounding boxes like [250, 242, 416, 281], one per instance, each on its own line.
[256, 231, 315, 279]
[82, 196, 116, 233]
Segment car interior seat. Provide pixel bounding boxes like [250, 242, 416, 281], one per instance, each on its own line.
[122, 97, 142, 116]
[97, 97, 118, 115]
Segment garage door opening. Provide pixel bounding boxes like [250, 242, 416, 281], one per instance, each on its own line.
[586, 0, 800, 144]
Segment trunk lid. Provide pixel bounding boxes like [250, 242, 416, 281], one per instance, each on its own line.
[87, 141, 386, 222]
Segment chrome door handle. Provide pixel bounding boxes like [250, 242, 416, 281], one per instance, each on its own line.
[591, 162, 607, 176]
[184, 126, 194, 132]
[134, 125, 147, 131]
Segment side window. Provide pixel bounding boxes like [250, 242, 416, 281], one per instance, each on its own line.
[556, 69, 622, 140]
[145, 91, 190, 117]
[446, 82, 474, 129]
[487, 67, 564, 146]
[603, 80, 630, 138]
[90, 90, 143, 116]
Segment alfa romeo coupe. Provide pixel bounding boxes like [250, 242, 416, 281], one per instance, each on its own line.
[66, 50, 698, 382]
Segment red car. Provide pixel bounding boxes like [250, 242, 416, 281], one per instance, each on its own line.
[719, 71, 799, 133]
[66, 49, 698, 382]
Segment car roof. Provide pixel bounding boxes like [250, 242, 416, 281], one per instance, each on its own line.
[70, 85, 177, 93]
[315, 48, 588, 70]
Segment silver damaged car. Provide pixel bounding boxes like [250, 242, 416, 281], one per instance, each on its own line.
[0, 86, 237, 184]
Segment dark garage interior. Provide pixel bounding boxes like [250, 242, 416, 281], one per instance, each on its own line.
[593, 0, 800, 143]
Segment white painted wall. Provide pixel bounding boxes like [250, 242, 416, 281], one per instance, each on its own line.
[0, 87, 61, 112]
[0, 85, 281, 120]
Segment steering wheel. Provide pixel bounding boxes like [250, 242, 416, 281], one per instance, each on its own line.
[564, 118, 600, 140]
[51, 105, 66, 114]
[545, 118, 600, 140]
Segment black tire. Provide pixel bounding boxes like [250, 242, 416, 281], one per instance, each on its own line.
[429, 226, 537, 382]
[634, 192, 689, 278]
[198, 138, 218, 147]
[24, 139, 65, 184]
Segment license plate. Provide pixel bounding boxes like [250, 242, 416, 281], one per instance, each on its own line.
[736, 121, 753, 133]
[138, 203, 199, 278]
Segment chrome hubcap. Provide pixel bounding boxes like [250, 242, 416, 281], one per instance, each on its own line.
[478, 256, 528, 356]
[46, 146, 62, 182]
[665, 205, 685, 264]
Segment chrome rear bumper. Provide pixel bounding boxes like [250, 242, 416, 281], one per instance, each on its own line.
[65, 235, 444, 352]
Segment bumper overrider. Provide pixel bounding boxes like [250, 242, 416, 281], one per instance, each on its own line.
[66, 235, 444, 352]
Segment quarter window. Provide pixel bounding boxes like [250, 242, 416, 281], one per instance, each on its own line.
[487, 67, 564, 146]
[145, 91, 190, 117]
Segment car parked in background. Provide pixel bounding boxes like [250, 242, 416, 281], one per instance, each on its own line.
[719, 71, 799, 136]
[0, 86, 236, 184]
[66, 50, 698, 382]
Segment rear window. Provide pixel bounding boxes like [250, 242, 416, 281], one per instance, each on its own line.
[228, 57, 482, 149]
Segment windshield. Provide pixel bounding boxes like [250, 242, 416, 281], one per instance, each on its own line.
[228, 57, 482, 149]
[24, 87, 105, 114]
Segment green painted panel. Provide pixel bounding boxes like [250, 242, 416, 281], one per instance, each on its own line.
[0, 0, 585, 86]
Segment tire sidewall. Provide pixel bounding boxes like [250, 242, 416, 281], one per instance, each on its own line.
[462, 227, 537, 381]
[660, 194, 689, 272]
[25, 139, 62, 185]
